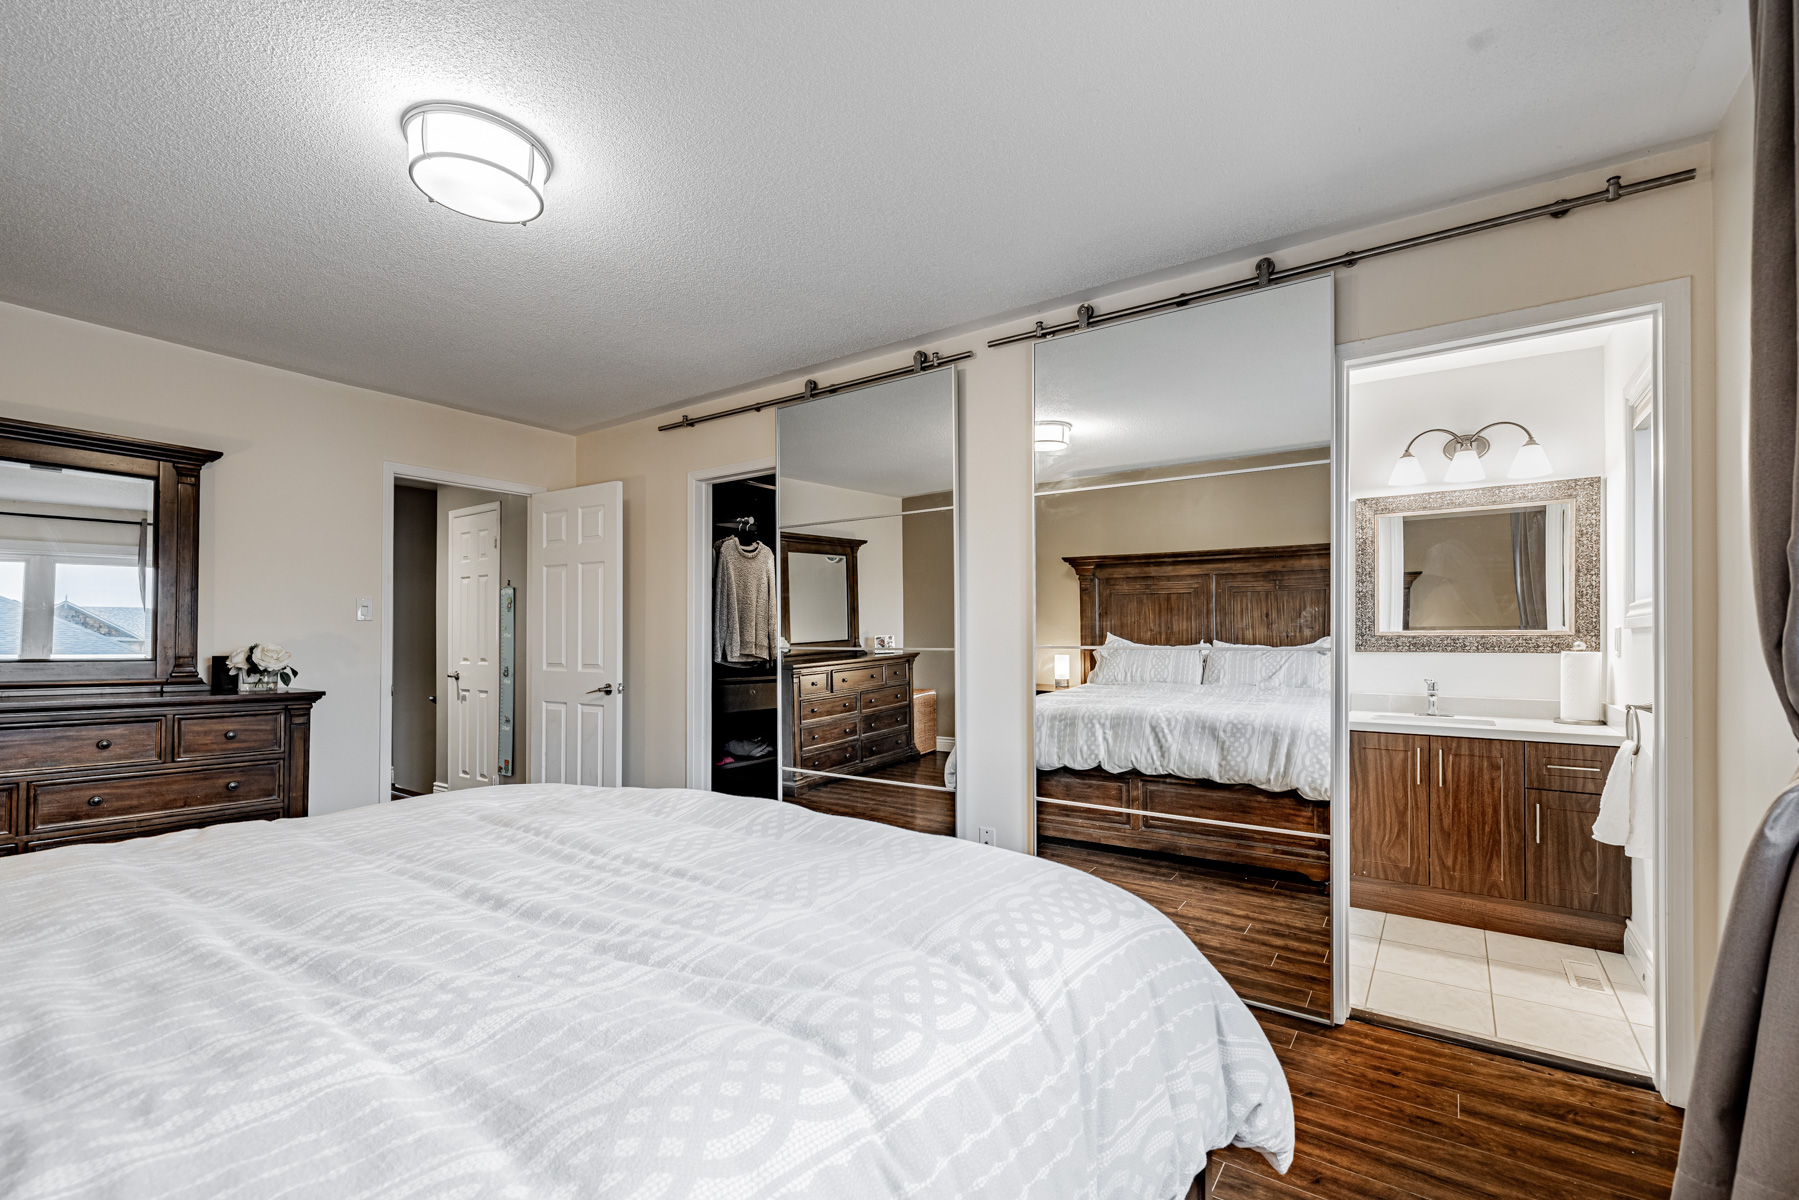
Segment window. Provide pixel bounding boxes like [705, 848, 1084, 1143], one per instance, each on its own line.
[0, 560, 23, 658]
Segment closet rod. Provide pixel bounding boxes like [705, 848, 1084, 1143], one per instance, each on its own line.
[659, 348, 972, 432]
[986, 168, 1696, 348]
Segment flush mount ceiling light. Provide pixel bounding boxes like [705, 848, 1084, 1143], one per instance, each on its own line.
[1034, 421, 1071, 452]
[1388, 421, 1552, 487]
[402, 103, 552, 225]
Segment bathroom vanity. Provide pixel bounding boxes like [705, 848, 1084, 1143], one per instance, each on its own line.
[1349, 713, 1628, 951]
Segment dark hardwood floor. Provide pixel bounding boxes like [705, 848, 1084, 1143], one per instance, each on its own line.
[1208, 1009, 1682, 1199]
[1041, 838, 1333, 1020]
[786, 751, 955, 835]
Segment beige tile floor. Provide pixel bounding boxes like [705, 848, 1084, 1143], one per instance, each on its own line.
[1348, 907, 1655, 1075]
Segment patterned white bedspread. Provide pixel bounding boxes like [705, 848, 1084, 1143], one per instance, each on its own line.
[0, 784, 1293, 1199]
[1036, 683, 1332, 801]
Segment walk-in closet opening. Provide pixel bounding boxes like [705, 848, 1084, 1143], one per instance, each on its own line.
[709, 472, 779, 797]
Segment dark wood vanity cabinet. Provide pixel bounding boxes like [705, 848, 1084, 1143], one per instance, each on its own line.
[1351, 730, 1625, 949]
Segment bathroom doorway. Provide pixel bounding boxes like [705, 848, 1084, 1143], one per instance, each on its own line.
[1336, 282, 1692, 1103]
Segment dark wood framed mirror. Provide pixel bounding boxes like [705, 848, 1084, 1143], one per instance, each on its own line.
[778, 531, 863, 649]
[0, 416, 220, 691]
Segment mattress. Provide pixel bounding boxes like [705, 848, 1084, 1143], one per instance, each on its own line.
[0, 784, 1294, 1199]
[1036, 682, 1332, 801]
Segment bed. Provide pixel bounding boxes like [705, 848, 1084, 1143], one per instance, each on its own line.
[1036, 545, 1333, 881]
[0, 783, 1294, 1199]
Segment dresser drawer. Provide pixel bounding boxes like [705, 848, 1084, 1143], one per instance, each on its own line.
[861, 705, 910, 736]
[799, 742, 858, 774]
[796, 693, 858, 723]
[883, 660, 911, 685]
[830, 665, 886, 693]
[1526, 742, 1615, 795]
[176, 712, 282, 760]
[31, 762, 282, 832]
[861, 684, 908, 712]
[861, 729, 912, 761]
[799, 717, 859, 749]
[0, 719, 164, 774]
[797, 672, 830, 698]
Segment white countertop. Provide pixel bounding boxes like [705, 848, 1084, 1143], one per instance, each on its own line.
[1348, 710, 1625, 746]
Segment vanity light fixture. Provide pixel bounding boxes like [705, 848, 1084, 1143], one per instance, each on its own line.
[1388, 421, 1552, 487]
[402, 103, 552, 224]
[1034, 421, 1071, 452]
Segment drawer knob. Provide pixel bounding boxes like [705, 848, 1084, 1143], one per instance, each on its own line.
[87, 796, 103, 807]
[226, 781, 240, 792]
[224, 730, 237, 741]
[95, 739, 112, 750]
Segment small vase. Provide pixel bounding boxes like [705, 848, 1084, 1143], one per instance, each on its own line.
[240, 672, 280, 693]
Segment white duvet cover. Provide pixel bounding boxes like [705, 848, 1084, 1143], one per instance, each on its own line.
[0, 784, 1293, 1199]
[1036, 682, 1332, 801]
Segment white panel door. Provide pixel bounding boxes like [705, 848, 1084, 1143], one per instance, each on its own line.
[527, 482, 623, 786]
[447, 502, 501, 789]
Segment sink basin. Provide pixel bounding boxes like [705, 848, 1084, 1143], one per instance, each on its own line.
[1368, 713, 1498, 727]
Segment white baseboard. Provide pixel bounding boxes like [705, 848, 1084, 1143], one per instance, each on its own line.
[1623, 919, 1654, 990]
[936, 737, 955, 754]
[432, 781, 450, 794]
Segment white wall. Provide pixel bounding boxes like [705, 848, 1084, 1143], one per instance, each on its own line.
[0, 299, 576, 814]
[1348, 346, 1608, 703]
[778, 478, 903, 644]
[1713, 77, 1799, 919]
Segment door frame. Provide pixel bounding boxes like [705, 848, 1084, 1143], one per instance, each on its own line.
[444, 500, 502, 790]
[379, 462, 544, 805]
[1334, 279, 1695, 1105]
[686, 457, 776, 790]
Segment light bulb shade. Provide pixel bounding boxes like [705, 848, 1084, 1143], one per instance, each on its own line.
[1509, 439, 1552, 479]
[1053, 653, 1071, 683]
[1034, 420, 1071, 451]
[403, 104, 551, 224]
[1387, 452, 1427, 488]
[1443, 447, 1486, 483]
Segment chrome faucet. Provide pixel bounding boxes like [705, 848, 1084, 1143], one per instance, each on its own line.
[1424, 679, 1439, 717]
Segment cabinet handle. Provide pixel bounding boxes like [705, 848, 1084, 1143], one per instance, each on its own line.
[95, 739, 112, 750]
[226, 781, 240, 792]
[224, 730, 237, 741]
[1546, 763, 1600, 773]
[1437, 748, 1443, 788]
[1415, 747, 1421, 785]
[87, 796, 104, 807]
[1536, 802, 1541, 844]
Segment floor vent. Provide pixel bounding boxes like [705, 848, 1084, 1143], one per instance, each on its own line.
[1563, 960, 1612, 993]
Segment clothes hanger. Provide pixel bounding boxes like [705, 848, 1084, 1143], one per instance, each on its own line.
[734, 516, 759, 548]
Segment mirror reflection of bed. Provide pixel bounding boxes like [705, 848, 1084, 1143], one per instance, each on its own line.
[776, 370, 959, 833]
[1032, 277, 1338, 1021]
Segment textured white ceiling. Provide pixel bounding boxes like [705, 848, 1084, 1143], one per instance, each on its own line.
[0, 2, 1746, 433]
[1032, 277, 1335, 481]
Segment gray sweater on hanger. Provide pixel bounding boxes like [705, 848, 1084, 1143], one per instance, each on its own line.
[715, 539, 776, 665]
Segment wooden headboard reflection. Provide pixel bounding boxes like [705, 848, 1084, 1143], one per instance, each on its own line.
[1063, 544, 1330, 678]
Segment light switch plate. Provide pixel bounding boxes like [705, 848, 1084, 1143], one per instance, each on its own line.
[356, 597, 372, 622]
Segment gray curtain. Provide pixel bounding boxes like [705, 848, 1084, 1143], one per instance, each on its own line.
[1672, 3, 1799, 1196]
[1510, 509, 1548, 630]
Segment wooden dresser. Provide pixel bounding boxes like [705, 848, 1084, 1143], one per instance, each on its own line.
[1350, 730, 1626, 950]
[0, 690, 324, 855]
[783, 651, 919, 795]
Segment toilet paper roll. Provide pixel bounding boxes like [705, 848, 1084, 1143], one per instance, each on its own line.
[1559, 650, 1604, 722]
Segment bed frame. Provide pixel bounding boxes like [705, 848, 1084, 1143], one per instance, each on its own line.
[1036, 544, 1332, 881]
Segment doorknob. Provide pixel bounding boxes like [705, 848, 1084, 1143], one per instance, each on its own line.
[447, 671, 461, 681]
[586, 683, 619, 696]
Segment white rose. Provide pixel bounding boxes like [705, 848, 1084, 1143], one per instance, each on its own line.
[227, 647, 250, 672]
[251, 643, 291, 670]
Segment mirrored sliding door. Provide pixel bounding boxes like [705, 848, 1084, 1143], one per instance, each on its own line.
[1031, 276, 1338, 1020]
[776, 370, 959, 833]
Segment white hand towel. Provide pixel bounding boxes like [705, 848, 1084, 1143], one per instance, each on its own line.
[1592, 739, 1636, 846]
[1625, 718, 1656, 860]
